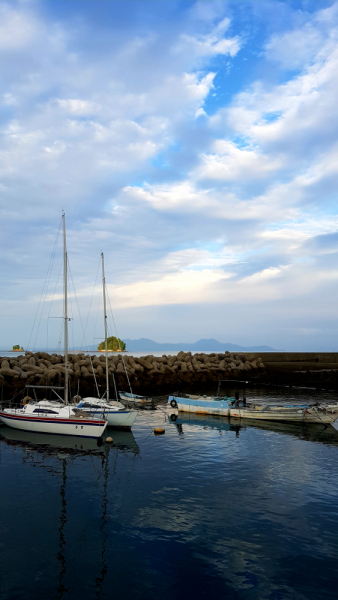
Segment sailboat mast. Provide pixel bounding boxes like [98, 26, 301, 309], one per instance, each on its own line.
[63, 213, 69, 405]
[101, 252, 109, 402]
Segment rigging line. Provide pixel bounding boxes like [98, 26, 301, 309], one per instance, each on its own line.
[106, 285, 133, 395]
[67, 259, 100, 398]
[80, 255, 101, 352]
[93, 288, 102, 353]
[111, 370, 119, 402]
[27, 217, 62, 352]
[57, 318, 63, 354]
[68, 279, 75, 353]
[32, 224, 62, 352]
[47, 258, 63, 353]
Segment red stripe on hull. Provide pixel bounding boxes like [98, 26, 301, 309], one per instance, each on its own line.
[0, 412, 106, 426]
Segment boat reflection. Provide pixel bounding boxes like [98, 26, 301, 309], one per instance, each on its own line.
[170, 412, 246, 436]
[244, 418, 338, 445]
[170, 413, 338, 445]
[0, 425, 139, 456]
[0, 425, 104, 455]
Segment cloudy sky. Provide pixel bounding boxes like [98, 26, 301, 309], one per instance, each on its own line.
[1, 0, 338, 351]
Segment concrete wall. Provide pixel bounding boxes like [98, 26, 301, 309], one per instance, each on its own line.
[238, 352, 338, 372]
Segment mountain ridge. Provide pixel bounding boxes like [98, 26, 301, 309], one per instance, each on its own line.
[122, 338, 275, 352]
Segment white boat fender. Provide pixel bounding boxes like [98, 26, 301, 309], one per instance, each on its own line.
[170, 399, 178, 408]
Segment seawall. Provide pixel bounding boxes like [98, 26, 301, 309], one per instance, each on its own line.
[1, 351, 338, 401]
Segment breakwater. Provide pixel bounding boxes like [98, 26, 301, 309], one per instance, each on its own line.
[0, 351, 265, 400]
[1, 351, 338, 401]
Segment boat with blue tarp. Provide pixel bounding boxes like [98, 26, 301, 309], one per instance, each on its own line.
[168, 393, 232, 416]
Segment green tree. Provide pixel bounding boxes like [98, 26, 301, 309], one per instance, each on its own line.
[97, 336, 126, 351]
[12, 344, 23, 351]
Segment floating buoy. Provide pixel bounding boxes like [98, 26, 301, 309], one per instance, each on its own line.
[106, 437, 113, 443]
[154, 428, 165, 435]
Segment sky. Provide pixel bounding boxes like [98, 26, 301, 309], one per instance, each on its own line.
[1, 0, 338, 351]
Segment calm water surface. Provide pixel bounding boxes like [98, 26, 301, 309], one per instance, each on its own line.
[0, 385, 338, 600]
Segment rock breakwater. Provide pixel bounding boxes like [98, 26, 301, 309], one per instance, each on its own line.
[0, 351, 266, 400]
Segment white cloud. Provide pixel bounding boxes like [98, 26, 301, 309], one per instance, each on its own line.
[1, 0, 338, 350]
[195, 140, 282, 181]
[0, 3, 37, 50]
[174, 16, 241, 61]
[107, 268, 230, 308]
[56, 99, 100, 115]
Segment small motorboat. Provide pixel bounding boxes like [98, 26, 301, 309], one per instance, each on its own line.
[119, 391, 154, 405]
[229, 400, 338, 424]
[168, 394, 232, 417]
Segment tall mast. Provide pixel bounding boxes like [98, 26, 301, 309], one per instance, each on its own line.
[63, 212, 69, 405]
[101, 252, 109, 401]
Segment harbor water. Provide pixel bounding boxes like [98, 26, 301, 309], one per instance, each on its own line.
[0, 385, 338, 600]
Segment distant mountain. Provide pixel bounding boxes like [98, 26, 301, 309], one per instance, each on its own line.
[25, 338, 275, 353]
[123, 338, 275, 352]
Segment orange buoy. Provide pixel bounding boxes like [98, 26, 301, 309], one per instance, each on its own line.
[154, 428, 165, 435]
[106, 437, 113, 443]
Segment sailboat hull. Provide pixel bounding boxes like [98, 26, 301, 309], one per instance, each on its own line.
[78, 408, 138, 429]
[0, 411, 107, 438]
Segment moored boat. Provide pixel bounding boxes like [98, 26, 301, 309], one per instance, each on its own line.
[76, 252, 137, 430]
[119, 391, 154, 405]
[0, 422, 106, 452]
[168, 392, 338, 425]
[0, 214, 108, 439]
[168, 394, 232, 416]
[229, 401, 338, 424]
[0, 400, 107, 438]
[76, 397, 137, 429]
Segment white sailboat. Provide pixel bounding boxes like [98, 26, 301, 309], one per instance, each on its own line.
[76, 253, 138, 430]
[0, 214, 107, 439]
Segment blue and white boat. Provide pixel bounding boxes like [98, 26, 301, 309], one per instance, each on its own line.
[168, 394, 338, 425]
[168, 394, 232, 417]
[119, 391, 153, 405]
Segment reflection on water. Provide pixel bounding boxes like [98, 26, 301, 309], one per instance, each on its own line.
[172, 412, 338, 446]
[0, 385, 338, 600]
